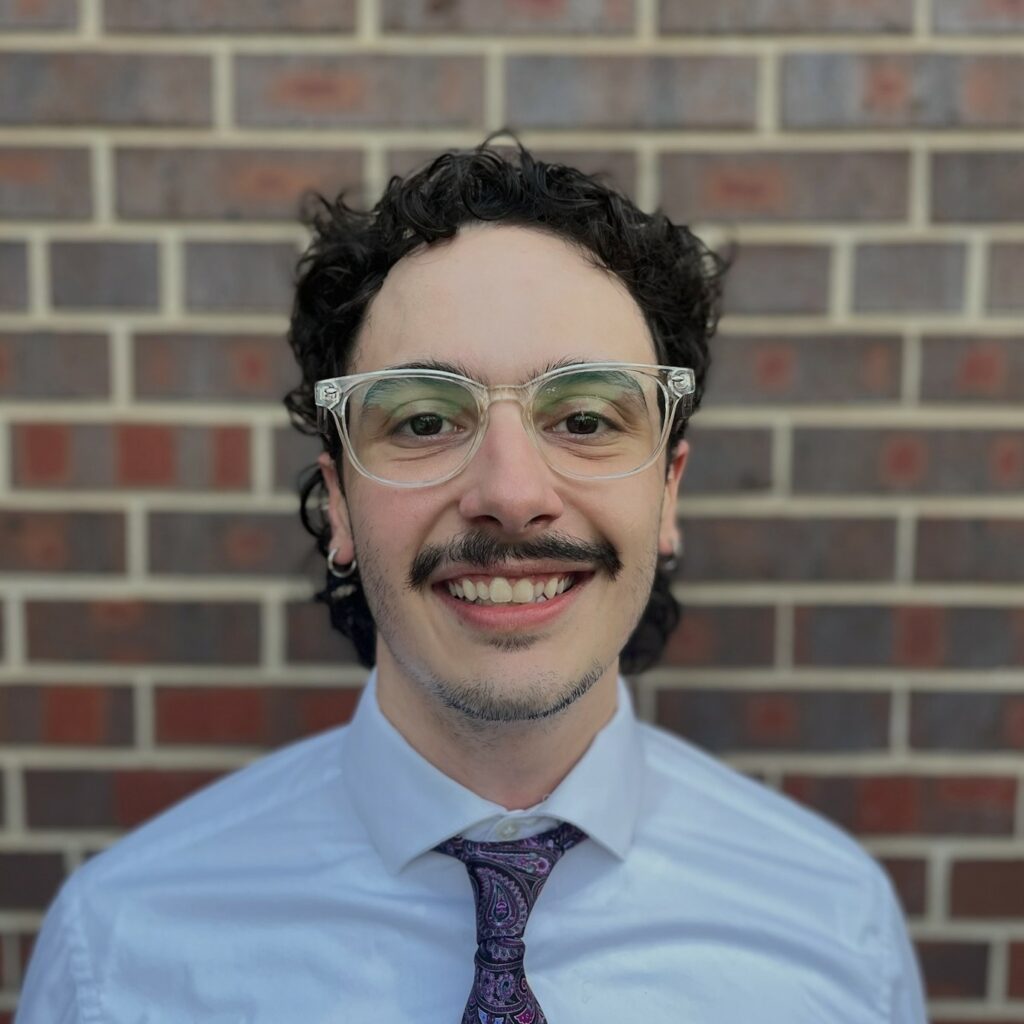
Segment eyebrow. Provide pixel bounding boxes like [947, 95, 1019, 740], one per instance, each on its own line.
[384, 356, 595, 383]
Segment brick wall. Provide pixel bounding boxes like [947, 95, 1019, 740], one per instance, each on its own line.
[0, 1, 1022, 1019]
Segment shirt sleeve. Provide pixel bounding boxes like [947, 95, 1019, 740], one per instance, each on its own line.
[882, 877, 928, 1024]
[14, 876, 94, 1024]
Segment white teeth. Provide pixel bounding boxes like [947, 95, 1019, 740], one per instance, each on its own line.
[446, 573, 578, 605]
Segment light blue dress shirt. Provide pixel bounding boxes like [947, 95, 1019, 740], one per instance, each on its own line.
[16, 671, 927, 1023]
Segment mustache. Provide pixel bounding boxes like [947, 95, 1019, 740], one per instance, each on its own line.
[407, 530, 622, 590]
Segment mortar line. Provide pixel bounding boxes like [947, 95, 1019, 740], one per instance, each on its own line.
[160, 229, 183, 319]
[26, 229, 48, 317]
[261, 594, 284, 672]
[251, 420, 272, 497]
[989, 937, 1008, 1004]
[0, 420, 9, 495]
[635, 138, 658, 213]
[135, 672, 155, 751]
[914, 0, 933, 38]
[108, 320, 132, 406]
[909, 143, 929, 228]
[774, 602, 794, 672]
[895, 506, 917, 585]
[757, 45, 779, 137]
[635, 0, 657, 40]
[91, 134, 113, 223]
[902, 327, 922, 405]
[125, 496, 147, 581]
[212, 43, 233, 132]
[5, 592, 25, 669]
[485, 44, 505, 132]
[355, 0, 379, 41]
[772, 417, 792, 496]
[3, 757, 24, 835]
[889, 685, 910, 757]
[963, 232, 987, 320]
[78, 0, 100, 38]
[829, 234, 853, 324]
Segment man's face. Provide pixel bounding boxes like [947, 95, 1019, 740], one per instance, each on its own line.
[320, 224, 687, 723]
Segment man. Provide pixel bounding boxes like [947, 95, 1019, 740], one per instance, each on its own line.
[16, 138, 927, 1022]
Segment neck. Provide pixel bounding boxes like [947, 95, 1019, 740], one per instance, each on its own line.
[373, 652, 619, 810]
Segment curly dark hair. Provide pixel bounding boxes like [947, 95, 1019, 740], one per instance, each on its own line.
[283, 131, 726, 675]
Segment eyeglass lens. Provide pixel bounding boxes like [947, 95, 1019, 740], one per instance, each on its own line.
[342, 368, 668, 484]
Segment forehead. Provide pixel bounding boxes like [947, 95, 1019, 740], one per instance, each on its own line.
[349, 223, 656, 381]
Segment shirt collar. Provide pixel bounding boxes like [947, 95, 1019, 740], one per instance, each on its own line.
[340, 670, 645, 874]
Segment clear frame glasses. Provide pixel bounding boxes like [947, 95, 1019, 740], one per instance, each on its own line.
[314, 361, 695, 489]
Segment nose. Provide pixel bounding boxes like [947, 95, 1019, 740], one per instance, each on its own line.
[456, 400, 564, 533]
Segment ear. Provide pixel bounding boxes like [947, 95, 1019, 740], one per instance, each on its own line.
[658, 440, 689, 560]
[316, 451, 355, 565]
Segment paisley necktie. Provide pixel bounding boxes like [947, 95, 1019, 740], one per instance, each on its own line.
[435, 820, 587, 1024]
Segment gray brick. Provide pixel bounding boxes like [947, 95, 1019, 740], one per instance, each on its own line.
[0, 52, 211, 126]
[0, 147, 91, 219]
[660, 150, 909, 223]
[0, 510, 124, 573]
[0, 332, 109, 398]
[134, 332, 295, 400]
[911, 691, 1024, 750]
[916, 518, 1024, 582]
[662, 606, 776, 667]
[679, 516, 896, 581]
[0, 853, 64, 910]
[932, 152, 1024, 222]
[681, 426, 773, 494]
[988, 243, 1024, 313]
[383, 0, 634, 33]
[506, 55, 757, 129]
[103, 0, 356, 32]
[660, 0, 913, 33]
[792, 428, 1024, 494]
[724, 244, 831, 315]
[274, 426, 322, 494]
[921, 334, 1024, 402]
[50, 241, 159, 311]
[706, 333, 901, 403]
[853, 243, 965, 313]
[934, 0, 1024, 34]
[184, 241, 295, 313]
[0, 241, 28, 310]
[148, 512, 311, 576]
[286, 601, 364, 664]
[0, 0, 77, 29]
[782, 53, 1024, 129]
[235, 54, 484, 129]
[657, 689, 891, 752]
[116, 147, 363, 221]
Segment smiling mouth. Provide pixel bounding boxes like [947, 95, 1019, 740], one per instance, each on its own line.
[443, 572, 581, 606]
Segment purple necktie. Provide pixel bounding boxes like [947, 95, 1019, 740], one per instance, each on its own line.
[435, 821, 587, 1024]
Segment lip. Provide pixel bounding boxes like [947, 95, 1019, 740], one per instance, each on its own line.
[432, 572, 592, 632]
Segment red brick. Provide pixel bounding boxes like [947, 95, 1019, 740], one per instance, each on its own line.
[917, 518, 1024, 582]
[116, 147, 363, 221]
[782, 774, 1017, 835]
[0, 509, 124, 573]
[0, 684, 133, 744]
[134, 331, 294, 400]
[795, 604, 1024, 669]
[660, 0, 913, 33]
[921, 334, 1024, 402]
[1010, 941, 1024, 997]
[506, 55, 757, 129]
[184, 240, 295, 312]
[792, 428, 1024, 494]
[387, 145, 638, 199]
[0, 331, 109, 398]
[933, 152, 1024, 222]
[988, 243, 1024, 312]
[235, 54, 484, 128]
[911, 691, 1024, 751]
[0, 241, 28, 310]
[951, 860, 1024, 917]
[879, 857, 927, 916]
[783, 53, 1024, 129]
[24, 769, 220, 829]
[149, 512, 307, 575]
[935, 0, 1024, 33]
[25, 600, 260, 665]
[155, 685, 360, 745]
[0, 52, 211, 126]
[286, 601, 371, 664]
[708, 333, 901, 403]
[679, 516, 896, 581]
[383, 0, 633, 33]
[916, 940, 989, 998]
[661, 606, 775, 667]
[724, 244, 831, 315]
[12, 422, 251, 491]
[103, 0, 356, 32]
[656, 688, 890, 752]
[0, 852, 64, 909]
[660, 151, 909, 222]
[50, 240, 159, 310]
[676, 426, 773, 494]
[0, 146, 90, 219]
[0, 0, 77, 28]
[854, 242, 965, 312]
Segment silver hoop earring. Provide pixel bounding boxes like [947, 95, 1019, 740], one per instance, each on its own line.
[327, 547, 357, 579]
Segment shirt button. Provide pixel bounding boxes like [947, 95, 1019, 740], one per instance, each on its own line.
[497, 821, 519, 839]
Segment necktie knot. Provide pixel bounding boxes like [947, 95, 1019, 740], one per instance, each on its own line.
[435, 821, 587, 1023]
